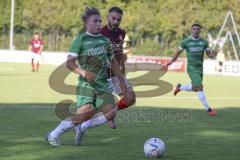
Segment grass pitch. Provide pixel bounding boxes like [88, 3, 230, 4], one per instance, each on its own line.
[0, 62, 239, 160]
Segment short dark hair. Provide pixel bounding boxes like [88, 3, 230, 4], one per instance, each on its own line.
[109, 6, 123, 14]
[81, 7, 100, 23]
[34, 32, 40, 35]
[192, 23, 201, 28]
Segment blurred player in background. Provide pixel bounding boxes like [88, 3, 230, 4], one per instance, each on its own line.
[46, 7, 128, 146]
[28, 32, 43, 72]
[215, 49, 225, 74]
[166, 23, 217, 116]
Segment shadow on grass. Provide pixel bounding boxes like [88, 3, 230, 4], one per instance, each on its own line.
[0, 104, 239, 160]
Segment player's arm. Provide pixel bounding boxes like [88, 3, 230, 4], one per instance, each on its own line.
[28, 42, 32, 51]
[205, 48, 217, 59]
[110, 58, 128, 93]
[67, 36, 96, 82]
[38, 43, 43, 54]
[66, 55, 82, 75]
[166, 48, 183, 67]
[66, 55, 96, 82]
[119, 54, 125, 75]
[204, 40, 217, 58]
[107, 43, 128, 93]
[206, 49, 217, 58]
[120, 32, 126, 75]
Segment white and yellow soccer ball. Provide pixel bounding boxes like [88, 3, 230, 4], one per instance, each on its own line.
[144, 138, 165, 158]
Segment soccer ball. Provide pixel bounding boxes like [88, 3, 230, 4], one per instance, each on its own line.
[144, 138, 165, 158]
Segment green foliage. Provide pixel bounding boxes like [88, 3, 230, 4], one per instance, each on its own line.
[0, 0, 240, 55]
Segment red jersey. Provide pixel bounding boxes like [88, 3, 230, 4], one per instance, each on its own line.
[30, 39, 43, 54]
[100, 26, 125, 64]
[100, 26, 125, 77]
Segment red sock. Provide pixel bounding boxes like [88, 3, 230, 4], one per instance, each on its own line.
[117, 99, 129, 110]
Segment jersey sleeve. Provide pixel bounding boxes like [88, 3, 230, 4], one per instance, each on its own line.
[68, 36, 82, 57]
[179, 40, 186, 51]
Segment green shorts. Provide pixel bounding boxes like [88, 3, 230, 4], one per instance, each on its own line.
[76, 84, 115, 110]
[187, 71, 203, 86]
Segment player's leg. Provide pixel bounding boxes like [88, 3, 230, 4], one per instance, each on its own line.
[117, 90, 136, 110]
[36, 62, 40, 72]
[46, 86, 98, 146]
[36, 54, 41, 72]
[174, 70, 202, 96]
[109, 76, 136, 110]
[193, 85, 216, 116]
[174, 83, 193, 95]
[74, 92, 117, 145]
[31, 53, 37, 72]
[191, 72, 216, 116]
[32, 56, 38, 72]
[219, 61, 223, 72]
[31, 58, 35, 72]
[107, 76, 135, 128]
[46, 103, 97, 146]
[75, 108, 117, 145]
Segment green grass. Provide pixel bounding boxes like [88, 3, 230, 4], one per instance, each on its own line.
[0, 62, 240, 160]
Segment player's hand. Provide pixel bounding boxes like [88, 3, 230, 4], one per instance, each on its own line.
[165, 61, 172, 68]
[80, 70, 96, 82]
[207, 49, 217, 58]
[161, 65, 169, 71]
[162, 62, 171, 71]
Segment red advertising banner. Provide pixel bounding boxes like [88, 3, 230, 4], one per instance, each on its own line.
[126, 55, 186, 72]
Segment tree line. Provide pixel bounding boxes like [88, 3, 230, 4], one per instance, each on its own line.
[0, 0, 240, 55]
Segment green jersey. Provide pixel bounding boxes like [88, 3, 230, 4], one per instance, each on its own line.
[69, 32, 114, 92]
[179, 36, 210, 70]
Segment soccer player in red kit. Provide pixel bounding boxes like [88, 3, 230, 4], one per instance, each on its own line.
[100, 7, 136, 128]
[28, 32, 43, 72]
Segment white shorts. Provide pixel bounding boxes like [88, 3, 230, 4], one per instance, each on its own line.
[31, 53, 42, 63]
[108, 76, 133, 95]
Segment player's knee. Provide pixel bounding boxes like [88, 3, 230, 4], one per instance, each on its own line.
[126, 96, 136, 106]
[197, 85, 203, 91]
[192, 87, 197, 92]
[104, 108, 117, 120]
[125, 92, 136, 106]
[192, 85, 203, 92]
[108, 110, 116, 120]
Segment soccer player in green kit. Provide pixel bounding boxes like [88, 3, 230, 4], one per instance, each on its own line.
[73, 7, 136, 146]
[166, 23, 217, 116]
[46, 7, 128, 146]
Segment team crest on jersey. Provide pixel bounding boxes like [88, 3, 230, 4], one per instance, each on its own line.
[189, 42, 195, 46]
[88, 47, 106, 56]
[189, 47, 204, 52]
